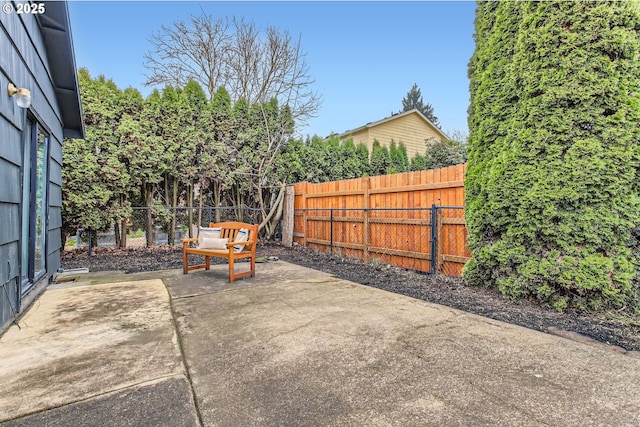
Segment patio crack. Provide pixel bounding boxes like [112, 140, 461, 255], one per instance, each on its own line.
[169, 294, 205, 427]
[263, 317, 321, 343]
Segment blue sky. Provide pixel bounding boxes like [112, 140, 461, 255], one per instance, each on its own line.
[68, 1, 477, 138]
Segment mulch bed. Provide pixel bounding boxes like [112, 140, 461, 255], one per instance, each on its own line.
[61, 242, 640, 352]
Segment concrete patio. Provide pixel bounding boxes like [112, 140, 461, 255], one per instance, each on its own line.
[1, 260, 639, 426]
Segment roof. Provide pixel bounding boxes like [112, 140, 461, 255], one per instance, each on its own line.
[37, 2, 84, 139]
[332, 109, 449, 141]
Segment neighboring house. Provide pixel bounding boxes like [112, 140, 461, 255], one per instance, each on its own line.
[0, 2, 84, 333]
[333, 108, 449, 159]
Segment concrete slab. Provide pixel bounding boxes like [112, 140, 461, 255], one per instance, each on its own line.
[1, 376, 198, 427]
[0, 279, 186, 423]
[166, 261, 314, 300]
[2, 261, 640, 426]
[168, 262, 640, 427]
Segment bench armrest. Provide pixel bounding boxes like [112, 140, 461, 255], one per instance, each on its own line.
[226, 239, 255, 250]
[182, 237, 198, 249]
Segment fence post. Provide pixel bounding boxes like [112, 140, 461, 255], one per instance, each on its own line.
[437, 207, 445, 273]
[430, 204, 437, 275]
[281, 185, 295, 247]
[330, 208, 334, 255]
[363, 177, 370, 263]
[302, 182, 309, 247]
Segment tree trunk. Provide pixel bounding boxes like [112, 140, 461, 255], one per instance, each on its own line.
[87, 228, 98, 253]
[144, 183, 154, 247]
[187, 182, 194, 237]
[170, 177, 178, 244]
[119, 219, 128, 249]
[197, 182, 203, 227]
[164, 173, 170, 206]
[236, 185, 244, 222]
[259, 185, 285, 240]
[117, 194, 127, 249]
[114, 221, 121, 248]
[163, 173, 173, 243]
[213, 181, 221, 223]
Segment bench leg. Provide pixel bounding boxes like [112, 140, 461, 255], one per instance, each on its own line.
[205, 256, 210, 270]
[229, 257, 235, 283]
[183, 250, 188, 274]
[250, 256, 255, 278]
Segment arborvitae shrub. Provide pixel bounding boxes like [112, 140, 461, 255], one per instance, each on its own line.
[465, 1, 640, 311]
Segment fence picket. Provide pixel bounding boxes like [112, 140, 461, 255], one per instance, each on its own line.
[290, 164, 470, 277]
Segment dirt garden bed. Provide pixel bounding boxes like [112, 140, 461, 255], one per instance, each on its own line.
[61, 242, 640, 352]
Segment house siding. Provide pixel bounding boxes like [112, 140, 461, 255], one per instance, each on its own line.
[0, 9, 68, 331]
[338, 110, 445, 160]
[348, 129, 371, 152]
[0, 241, 19, 327]
[367, 113, 442, 159]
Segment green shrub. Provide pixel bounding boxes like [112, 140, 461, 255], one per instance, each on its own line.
[423, 137, 467, 170]
[465, 1, 640, 311]
[129, 229, 145, 239]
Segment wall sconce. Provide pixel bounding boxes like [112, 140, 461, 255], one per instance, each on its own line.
[7, 83, 31, 108]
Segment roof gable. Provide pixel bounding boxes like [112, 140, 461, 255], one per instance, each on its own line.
[334, 109, 449, 140]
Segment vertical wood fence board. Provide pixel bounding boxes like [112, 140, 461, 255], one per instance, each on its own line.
[289, 164, 468, 277]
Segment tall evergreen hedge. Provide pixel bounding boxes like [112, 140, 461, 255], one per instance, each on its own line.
[465, 1, 640, 311]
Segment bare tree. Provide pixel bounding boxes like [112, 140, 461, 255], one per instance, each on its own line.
[144, 13, 232, 97]
[144, 12, 320, 124]
[144, 12, 320, 237]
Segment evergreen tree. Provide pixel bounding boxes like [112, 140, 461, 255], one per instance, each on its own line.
[207, 86, 235, 220]
[341, 138, 370, 179]
[277, 138, 307, 184]
[323, 136, 344, 180]
[388, 140, 410, 174]
[355, 142, 371, 176]
[370, 140, 391, 176]
[63, 69, 129, 240]
[410, 154, 427, 171]
[401, 83, 439, 127]
[465, 1, 640, 311]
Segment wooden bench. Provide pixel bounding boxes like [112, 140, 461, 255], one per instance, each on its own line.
[182, 222, 259, 283]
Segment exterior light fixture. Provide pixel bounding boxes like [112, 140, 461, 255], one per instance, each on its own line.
[7, 83, 31, 108]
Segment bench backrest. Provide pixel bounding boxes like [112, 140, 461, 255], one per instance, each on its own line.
[208, 222, 258, 245]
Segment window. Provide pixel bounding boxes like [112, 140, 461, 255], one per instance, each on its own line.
[20, 116, 49, 294]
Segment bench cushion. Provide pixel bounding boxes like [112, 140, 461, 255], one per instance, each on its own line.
[200, 237, 228, 250]
[234, 228, 249, 253]
[198, 226, 221, 247]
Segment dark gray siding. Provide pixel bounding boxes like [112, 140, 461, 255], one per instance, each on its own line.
[0, 100, 23, 329]
[47, 133, 64, 275]
[0, 242, 19, 328]
[0, 8, 68, 331]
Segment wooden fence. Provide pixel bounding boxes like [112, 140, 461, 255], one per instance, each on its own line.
[282, 164, 471, 277]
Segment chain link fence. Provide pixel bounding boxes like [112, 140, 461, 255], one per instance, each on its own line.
[66, 206, 262, 250]
[300, 206, 469, 277]
[64, 204, 638, 283]
[436, 207, 470, 277]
